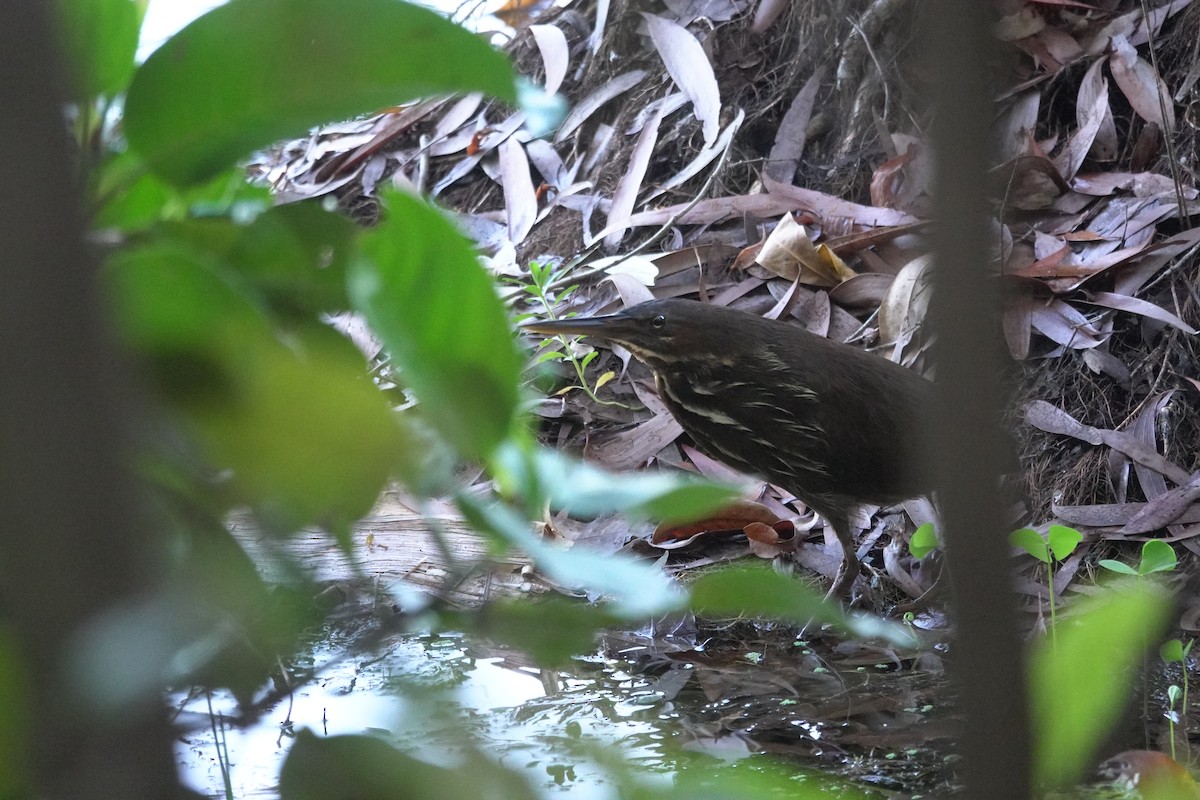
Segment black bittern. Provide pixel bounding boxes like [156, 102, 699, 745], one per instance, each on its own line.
[524, 298, 934, 598]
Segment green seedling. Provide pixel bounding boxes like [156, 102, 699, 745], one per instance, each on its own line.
[909, 522, 938, 559]
[518, 260, 625, 407]
[1010, 524, 1083, 645]
[1099, 539, 1178, 577]
[1161, 638, 1194, 762]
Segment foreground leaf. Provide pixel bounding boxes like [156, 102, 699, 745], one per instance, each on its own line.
[125, 0, 516, 185]
[1029, 579, 1171, 789]
[457, 494, 684, 618]
[352, 191, 523, 459]
[496, 445, 739, 524]
[280, 731, 534, 800]
[55, 0, 140, 100]
[689, 566, 920, 649]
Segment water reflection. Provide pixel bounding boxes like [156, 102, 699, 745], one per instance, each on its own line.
[174, 625, 945, 798]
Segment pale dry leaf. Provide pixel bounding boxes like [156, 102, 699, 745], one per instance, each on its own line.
[995, 5, 1045, 41]
[1023, 400, 1104, 444]
[499, 137, 537, 245]
[750, 0, 789, 33]
[755, 213, 855, 286]
[432, 94, 484, 141]
[433, 112, 526, 196]
[604, 102, 666, 249]
[603, 271, 657, 306]
[587, 254, 660, 286]
[828, 273, 894, 309]
[1081, 348, 1132, 388]
[1109, 34, 1175, 132]
[588, 413, 683, 471]
[1028, 297, 1104, 349]
[529, 25, 570, 95]
[1002, 294, 1033, 360]
[765, 70, 823, 184]
[878, 254, 933, 345]
[1128, 391, 1177, 506]
[995, 90, 1041, 164]
[1054, 74, 1110, 181]
[588, 0, 610, 53]
[523, 140, 570, 199]
[626, 192, 801, 228]
[626, 93, 688, 135]
[1080, 291, 1198, 334]
[641, 13, 721, 146]
[555, 70, 647, 144]
[1076, 58, 1118, 161]
[1081, 0, 1194, 57]
[1027, 400, 1192, 484]
[1073, 171, 1195, 198]
[645, 108, 744, 202]
[1122, 472, 1200, 534]
[763, 175, 919, 227]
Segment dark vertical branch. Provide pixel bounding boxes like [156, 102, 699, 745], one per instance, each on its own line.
[923, 3, 1032, 799]
[0, 6, 182, 798]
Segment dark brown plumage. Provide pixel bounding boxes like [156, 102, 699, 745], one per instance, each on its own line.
[524, 298, 934, 597]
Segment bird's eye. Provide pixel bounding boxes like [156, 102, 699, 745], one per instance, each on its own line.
[651, 314, 667, 329]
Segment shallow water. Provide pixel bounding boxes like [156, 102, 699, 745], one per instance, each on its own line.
[172, 625, 910, 798]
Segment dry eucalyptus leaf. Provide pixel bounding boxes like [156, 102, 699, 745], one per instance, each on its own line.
[641, 13, 721, 146]
[754, 213, 855, 286]
[499, 137, 537, 245]
[878, 254, 932, 345]
[1109, 34, 1175, 133]
[529, 24, 569, 95]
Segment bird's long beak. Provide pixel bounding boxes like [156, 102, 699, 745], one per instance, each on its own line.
[521, 312, 631, 341]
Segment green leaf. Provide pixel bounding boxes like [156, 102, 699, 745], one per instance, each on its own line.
[1098, 559, 1139, 576]
[456, 494, 684, 618]
[1161, 639, 1185, 664]
[909, 522, 938, 559]
[225, 204, 357, 315]
[93, 158, 272, 232]
[194, 334, 401, 534]
[1046, 524, 1083, 561]
[107, 242, 399, 533]
[1138, 539, 1177, 575]
[351, 191, 522, 458]
[0, 629, 30, 796]
[280, 731, 535, 800]
[1029, 579, 1172, 789]
[457, 599, 618, 666]
[105, 241, 271, 363]
[495, 446, 739, 525]
[688, 566, 920, 649]
[55, 0, 140, 100]
[1009, 527, 1050, 564]
[124, 0, 517, 186]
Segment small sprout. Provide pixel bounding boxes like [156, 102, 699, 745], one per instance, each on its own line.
[1100, 539, 1178, 577]
[1161, 639, 1187, 664]
[909, 522, 938, 559]
[1009, 525, 1082, 644]
[744, 652, 763, 664]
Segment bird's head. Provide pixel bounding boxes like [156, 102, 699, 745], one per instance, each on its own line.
[522, 299, 713, 369]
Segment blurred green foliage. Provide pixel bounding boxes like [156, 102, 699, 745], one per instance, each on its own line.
[44, 0, 747, 797]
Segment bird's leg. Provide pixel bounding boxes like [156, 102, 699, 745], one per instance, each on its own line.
[823, 514, 859, 600]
